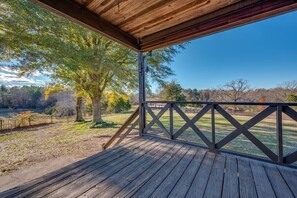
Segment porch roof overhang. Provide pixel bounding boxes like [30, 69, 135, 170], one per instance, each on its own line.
[31, 0, 297, 52]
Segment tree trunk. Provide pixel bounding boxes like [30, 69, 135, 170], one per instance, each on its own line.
[75, 96, 84, 122]
[92, 96, 103, 123]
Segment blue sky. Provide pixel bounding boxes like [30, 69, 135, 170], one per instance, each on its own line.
[0, 62, 51, 86]
[1, 10, 297, 90]
[166, 10, 297, 90]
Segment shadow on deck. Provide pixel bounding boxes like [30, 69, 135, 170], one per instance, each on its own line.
[1, 136, 297, 198]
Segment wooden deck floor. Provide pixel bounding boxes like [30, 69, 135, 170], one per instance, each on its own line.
[1, 136, 297, 198]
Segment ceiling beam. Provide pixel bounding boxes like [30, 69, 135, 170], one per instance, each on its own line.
[140, 0, 297, 51]
[31, 0, 140, 51]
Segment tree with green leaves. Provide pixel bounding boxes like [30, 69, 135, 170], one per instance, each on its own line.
[0, 85, 11, 108]
[159, 81, 186, 102]
[0, 0, 184, 124]
[184, 88, 201, 101]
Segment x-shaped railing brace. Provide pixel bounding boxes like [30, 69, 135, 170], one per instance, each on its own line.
[173, 104, 212, 147]
[144, 103, 171, 138]
[216, 105, 278, 161]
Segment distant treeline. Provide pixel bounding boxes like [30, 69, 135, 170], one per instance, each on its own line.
[0, 84, 132, 117]
[182, 87, 297, 103]
[155, 79, 297, 103]
[0, 85, 47, 109]
[0, 85, 75, 116]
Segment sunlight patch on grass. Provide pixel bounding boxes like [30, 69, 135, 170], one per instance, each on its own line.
[0, 132, 36, 143]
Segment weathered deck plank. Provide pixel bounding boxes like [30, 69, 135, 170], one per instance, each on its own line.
[265, 164, 294, 198]
[149, 148, 197, 198]
[168, 149, 206, 198]
[97, 143, 181, 198]
[238, 158, 257, 198]
[186, 152, 216, 198]
[250, 161, 275, 198]
[204, 154, 226, 198]
[1, 136, 297, 198]
[222, 156, 239, 198]
[278, 167, 297, 197]
[114, 143, 183, 198]
[80, 139, 176, 197]
[130, 145, 189, 198]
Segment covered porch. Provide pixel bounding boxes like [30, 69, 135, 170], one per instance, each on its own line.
[1, 0, 297, 197]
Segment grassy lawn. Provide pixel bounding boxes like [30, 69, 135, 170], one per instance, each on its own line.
[0, 107, 296, 175]
[0, 112, 133, 175]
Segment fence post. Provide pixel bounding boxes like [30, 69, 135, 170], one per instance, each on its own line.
[211, 104, 216, 151]
[276, 105, 283, 163]
[170, 102, 174, 139]
[0, 120, 3, 131]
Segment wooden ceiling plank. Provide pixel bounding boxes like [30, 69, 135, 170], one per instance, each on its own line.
[86, 0, 107, 10]
[127, 0, 211, 35]
[142, 0, 263, 43]
[135, 5, 228, 37]
[110, 0, 163, 25]
[141, 0, 297, 51]
[94, 0, 129, 16]
[137, 0, 242, 38]
[118, 0, 177, 27]
[31, 0, 139, 50]
[97, 0, 134, 21]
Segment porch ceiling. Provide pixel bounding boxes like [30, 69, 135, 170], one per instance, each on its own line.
[32, 0, 297, 51]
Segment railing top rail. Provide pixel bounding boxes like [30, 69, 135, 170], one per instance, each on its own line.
[143, 101, 297, 106]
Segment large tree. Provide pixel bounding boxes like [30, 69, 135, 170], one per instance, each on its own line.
[0, 0, 184, 123]
[159, 81, 186, 102]
[218, 79, 250, 102]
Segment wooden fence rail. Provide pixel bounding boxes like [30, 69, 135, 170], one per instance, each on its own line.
[142, 101, 297, 167]
[0, 115, 54, 132]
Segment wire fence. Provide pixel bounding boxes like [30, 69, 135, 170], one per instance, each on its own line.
[0, 114, 76, 132]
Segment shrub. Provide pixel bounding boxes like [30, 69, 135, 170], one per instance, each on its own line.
[286, 93, 297, 103]
[108, 97, 131, 113]
[104, 92, 131, 113]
